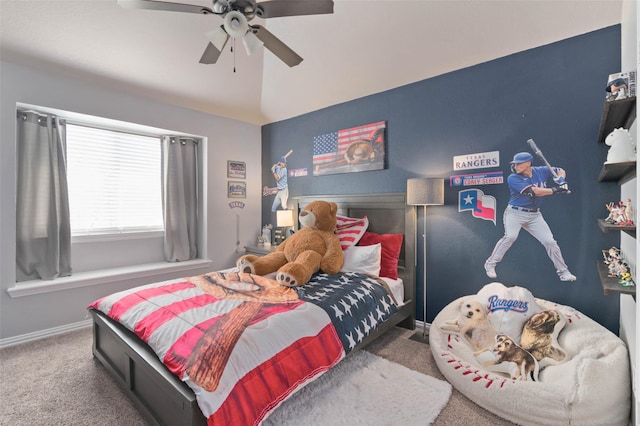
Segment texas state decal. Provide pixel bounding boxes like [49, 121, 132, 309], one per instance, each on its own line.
[458, 188, 496, 225]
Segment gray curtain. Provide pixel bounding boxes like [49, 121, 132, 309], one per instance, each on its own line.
[15, 110, 72, 281]
[161, 136, 199, 262]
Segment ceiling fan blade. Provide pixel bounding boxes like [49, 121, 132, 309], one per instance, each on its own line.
[256, 0, 334, 18]
[199, 42, 224, 64]
[118, 0, 214, 15]
[252, 25, 302, 67]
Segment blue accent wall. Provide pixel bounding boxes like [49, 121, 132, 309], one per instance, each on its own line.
[262, 26, 623, 333]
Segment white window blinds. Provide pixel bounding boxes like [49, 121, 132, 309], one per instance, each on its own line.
[66, 123, 164, 236]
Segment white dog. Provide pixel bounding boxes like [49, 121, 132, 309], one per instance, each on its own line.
[440, 299, 498, 352]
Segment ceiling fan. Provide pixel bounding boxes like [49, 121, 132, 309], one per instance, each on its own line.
[118, 0, 334, 67]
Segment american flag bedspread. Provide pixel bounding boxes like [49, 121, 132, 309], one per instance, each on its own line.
[88, 270, 397, 425]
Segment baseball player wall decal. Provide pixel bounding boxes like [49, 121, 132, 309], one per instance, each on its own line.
[270, 150, 292, 212]
[484, 145, 576, 282]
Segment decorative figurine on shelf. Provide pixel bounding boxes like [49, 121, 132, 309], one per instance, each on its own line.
[605, 71, 636, 101]
[602, 246, 635, 286]
[613, 258, 630, 277]
[605, 77, 629, 101]
[604, 128, 635, 164]
[602, 246, 621, 265]
[603, 247, 622, 277]
[625, 198, 635, 225]
[261, 224, 273, 246]
[604, 202, 623, 224]
[604, 200, 635, 226]
[619, 272, 635, 287]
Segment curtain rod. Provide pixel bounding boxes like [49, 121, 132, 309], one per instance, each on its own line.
[17, 108, 200, 142]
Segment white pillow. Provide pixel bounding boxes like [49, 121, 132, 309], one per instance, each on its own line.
[341, 243, 381, 276]
[475, 282, 543, 342]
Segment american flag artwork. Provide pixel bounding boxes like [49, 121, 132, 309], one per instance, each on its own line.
[313, 121, 386, 176]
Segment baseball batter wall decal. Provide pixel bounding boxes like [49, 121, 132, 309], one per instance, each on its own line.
[268, 150, 292, 212]
[484, 140, 576, 282]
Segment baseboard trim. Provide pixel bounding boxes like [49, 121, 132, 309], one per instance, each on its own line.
[0, 319, 92, 349]
[415, 320, 431, 333]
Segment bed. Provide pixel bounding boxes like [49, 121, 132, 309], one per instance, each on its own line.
[89, 193, 416, 425]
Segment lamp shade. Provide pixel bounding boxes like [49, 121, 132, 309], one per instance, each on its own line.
[276, 209, 294, 228]
[407, 178, 444, 206]
[223, 11, 249, 39]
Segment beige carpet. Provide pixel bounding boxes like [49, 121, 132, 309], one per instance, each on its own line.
[365, 328, 515, 426]
[264, 350, 451, 425]
[0, 326, 514, 425]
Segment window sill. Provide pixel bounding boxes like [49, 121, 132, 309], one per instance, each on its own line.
[7, 259, 212, 298]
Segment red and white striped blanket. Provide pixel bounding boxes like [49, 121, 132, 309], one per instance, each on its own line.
[89, 270, 397, 425]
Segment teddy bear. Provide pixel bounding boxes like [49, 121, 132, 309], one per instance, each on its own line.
[236, 200, 344, 287]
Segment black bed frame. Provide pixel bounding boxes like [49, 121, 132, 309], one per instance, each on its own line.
[91, 193, 416, 425]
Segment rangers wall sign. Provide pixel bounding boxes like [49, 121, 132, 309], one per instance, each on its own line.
[458, 188, 496, 224]
[288, 168, 308, 177]
[453, 150, 500, 171]
[450, 171, 504, 186]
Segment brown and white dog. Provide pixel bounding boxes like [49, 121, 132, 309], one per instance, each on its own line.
[440, 299, 498, 352]
[520, 309, 566, 365]
[478, 334, 539, 381]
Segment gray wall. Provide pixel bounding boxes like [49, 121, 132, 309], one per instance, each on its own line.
[261, 26, 623, 333]
[0, 60, 262, 340]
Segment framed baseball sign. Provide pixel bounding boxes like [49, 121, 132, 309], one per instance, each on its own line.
[228, 181, 246, 198]
[227, 160, 246, 179]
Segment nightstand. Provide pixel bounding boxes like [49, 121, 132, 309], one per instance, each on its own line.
[244, 245, 278, 256]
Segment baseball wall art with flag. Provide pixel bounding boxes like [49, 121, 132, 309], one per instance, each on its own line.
[458, 188, 497, 224]
[312, 121, 386, 176]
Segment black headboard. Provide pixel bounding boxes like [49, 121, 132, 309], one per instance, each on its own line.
[293, 193, 416, 307]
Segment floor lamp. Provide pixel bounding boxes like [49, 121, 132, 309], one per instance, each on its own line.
[407, 177, 444, 343]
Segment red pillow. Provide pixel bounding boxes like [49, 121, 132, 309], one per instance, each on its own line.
[357, 232, 403, 279]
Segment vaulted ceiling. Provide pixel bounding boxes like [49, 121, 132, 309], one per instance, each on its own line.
[1, 1, 623, 125]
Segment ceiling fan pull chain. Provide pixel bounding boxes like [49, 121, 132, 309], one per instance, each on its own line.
[232, 38, 236, 73]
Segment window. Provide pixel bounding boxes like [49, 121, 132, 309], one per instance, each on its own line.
[66, 123, 164, 237]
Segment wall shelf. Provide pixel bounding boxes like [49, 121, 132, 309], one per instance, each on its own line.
[597, 96, 636, 143]
[597, 161, 636, 184]
[597, 261, 636, 296]
[597, 219, 636, 237]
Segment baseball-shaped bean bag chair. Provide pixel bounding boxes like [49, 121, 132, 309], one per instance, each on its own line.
[430, 283, 630, 425]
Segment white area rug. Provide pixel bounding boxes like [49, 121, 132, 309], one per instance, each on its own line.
[263, 350, 452, 426]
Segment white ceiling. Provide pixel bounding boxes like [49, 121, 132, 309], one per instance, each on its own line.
[0, 0, 623, 125]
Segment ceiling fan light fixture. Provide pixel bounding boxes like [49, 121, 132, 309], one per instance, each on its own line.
[206, 26, 229, 51]
[223, 10, 249, 39]
[242, 31, 264, 55]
